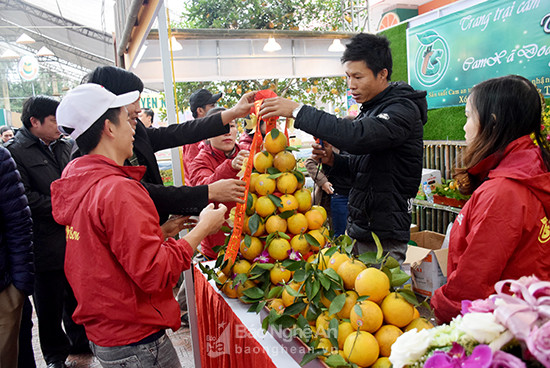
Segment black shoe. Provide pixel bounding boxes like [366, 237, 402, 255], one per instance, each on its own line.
[47, 362, 67, 368]
[181, 312, 189, 327]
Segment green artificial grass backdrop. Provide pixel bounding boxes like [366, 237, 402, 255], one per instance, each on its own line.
[425, 106, 466, 141]
[423, 98, 550, 141]
[380, 23, 408, 84]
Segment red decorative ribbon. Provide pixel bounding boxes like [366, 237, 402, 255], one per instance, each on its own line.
[224, 100, 265, 263]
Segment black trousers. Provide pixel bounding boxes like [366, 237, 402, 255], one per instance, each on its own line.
[33, 270, 89, 364]
[18, 296, 36, 368]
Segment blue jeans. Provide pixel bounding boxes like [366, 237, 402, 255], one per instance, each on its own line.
[330, 194, 349, 237]
[90, 332, 182, 368]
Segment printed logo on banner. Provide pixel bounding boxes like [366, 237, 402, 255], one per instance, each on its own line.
[206, 322, 231, 357]
[413, 30, 450, 87]
[205, 320, 311, 358]
[407, 0, 550, 108]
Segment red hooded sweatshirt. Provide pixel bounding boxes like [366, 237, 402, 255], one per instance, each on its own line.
[431, 136, 550, 323]
[186, 143, 242, 259]
[51, 155, 193, 347]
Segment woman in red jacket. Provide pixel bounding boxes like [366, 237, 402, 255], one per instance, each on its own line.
[431, 75, 550, 323]
[187, 107, 250, 259]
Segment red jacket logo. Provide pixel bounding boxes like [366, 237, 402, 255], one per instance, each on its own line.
[66, 226, 80, 241]
[539, 217, 550, 244]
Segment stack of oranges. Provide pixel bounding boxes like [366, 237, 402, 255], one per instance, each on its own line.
[272, 255, 434, 368]
[215, 128, 431, 368]
[218, 128, 330, 300]
[237, 128, 330, 264]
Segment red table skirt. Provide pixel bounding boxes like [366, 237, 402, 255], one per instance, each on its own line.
[194, 266, 277, 368]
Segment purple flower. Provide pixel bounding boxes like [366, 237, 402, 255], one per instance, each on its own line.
[424, 343, 492, 368]
[287, 249, 302, 261]
[253, 250, 274, 264]
[489, 351, 526, 368]
[462, 298, 497, 315]
[526, 320, 550, 368]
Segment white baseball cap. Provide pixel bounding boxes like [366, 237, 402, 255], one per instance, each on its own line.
[56, 83, 140, 140]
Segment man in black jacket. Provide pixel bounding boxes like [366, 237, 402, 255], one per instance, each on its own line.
[6, 96, 89, 368]
[83, 66, 247, 224]
[260, 33, 428, 263]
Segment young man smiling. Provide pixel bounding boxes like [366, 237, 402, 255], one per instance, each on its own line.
[50, 84, 228, 367]
[259, 33, 428, 263]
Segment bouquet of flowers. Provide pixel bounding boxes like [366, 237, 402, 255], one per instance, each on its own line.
[389, 276, 550, 368]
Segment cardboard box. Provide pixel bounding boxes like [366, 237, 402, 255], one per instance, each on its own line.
[416, 169, 442, 199]
[421, 169, 442, 186]
[405, 231, 448, 297]
[410, 223, 419, 234]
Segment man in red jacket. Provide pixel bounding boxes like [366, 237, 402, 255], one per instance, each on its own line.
[182, 89, 223, 184]
[187, 107, 249, 259]
[51, 84, 253, 366]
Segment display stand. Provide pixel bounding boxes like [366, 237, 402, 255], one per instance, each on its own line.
[412, 199, 461, 234]
[191, 262, 325, 368]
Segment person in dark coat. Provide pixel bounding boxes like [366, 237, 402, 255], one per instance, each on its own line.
[81, 66, 247, 224]
[5, 96, 89, 368]
[260, 33, 428, 263]
[0, 146, 34, 368]
[1, 126, 14, 145]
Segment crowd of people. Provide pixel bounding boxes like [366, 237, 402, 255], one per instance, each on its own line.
[0, 31, 549, 368]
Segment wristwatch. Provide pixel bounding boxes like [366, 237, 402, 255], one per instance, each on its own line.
[292, 103, 304, 119]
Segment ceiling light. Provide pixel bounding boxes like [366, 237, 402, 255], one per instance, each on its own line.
[16, 33, 35, 44]
[36, 46, 55, 57]
[263, 37, 281, 52]
[0, 49, 19, 59]
[170, 36, 183, 51]
[328, 39, 346, 52]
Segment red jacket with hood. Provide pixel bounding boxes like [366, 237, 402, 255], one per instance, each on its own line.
[51, 155, 193, 347]
[187, 143, 242, 259]
[431, 136, 550, 323]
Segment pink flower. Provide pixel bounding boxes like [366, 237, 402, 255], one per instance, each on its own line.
[287, 249, 302, 261]
[424, 343, 492, 368]
[526, 320, 550, 367]
[489, 351, 526, 368]
[493, 277, 550, 341]
[462, 298, 496, 315]
[510, 276, 540, 296]
[253, 250, 274, 264]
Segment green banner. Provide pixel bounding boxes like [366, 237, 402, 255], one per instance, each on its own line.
[407, 0, 550, 109]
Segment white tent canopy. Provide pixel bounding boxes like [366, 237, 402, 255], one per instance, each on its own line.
[131, 29, 355, 91]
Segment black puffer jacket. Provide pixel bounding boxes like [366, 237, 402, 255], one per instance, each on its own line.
[295, 82, 427, 242]
[0, 146, 34, 295]
[6, 127, 73, 271]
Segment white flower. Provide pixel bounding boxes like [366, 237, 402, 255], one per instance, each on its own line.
[458, 312, 506, 344]
[389, 328, 433, 368]
[489, 330, 514, 351]
[431, 316, 466, 346]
